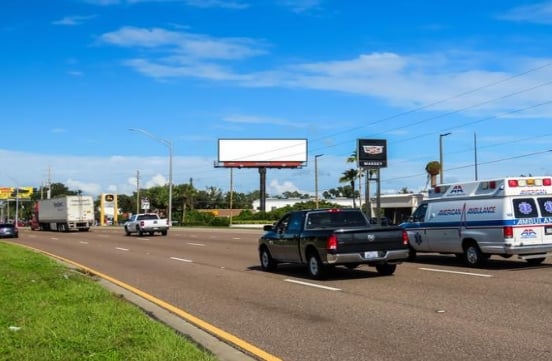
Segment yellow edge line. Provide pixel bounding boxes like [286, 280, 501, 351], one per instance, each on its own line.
[9, 242, 282, 361]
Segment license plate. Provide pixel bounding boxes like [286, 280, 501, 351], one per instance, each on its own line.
[364, 251, 378, 259]
[546, 227, 552, 235]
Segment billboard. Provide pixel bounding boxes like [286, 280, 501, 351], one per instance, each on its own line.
[217, 138, 308, 168]
[0, 187, 34, 200]
[357, 139, 387, 168]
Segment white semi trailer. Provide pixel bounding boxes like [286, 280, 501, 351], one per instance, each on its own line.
[31, 195, 95, 232]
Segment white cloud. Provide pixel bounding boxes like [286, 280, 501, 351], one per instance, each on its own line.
[145, 174, 168, 188]
[100, 27, 266, 60]
[182, 0, 249, 9]
[52, 15, 96, 26]
[498, 1, 552, 24]
[83, 0, 249, 9]
[278, 0, 323, 13]
[66, 179, 102, 195]
[223, 114, 309, 128]
[268, 179, 299, 195]
[99, 25, 552, 119]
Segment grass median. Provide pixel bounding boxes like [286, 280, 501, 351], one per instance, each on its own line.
[0, 242, 217, 361]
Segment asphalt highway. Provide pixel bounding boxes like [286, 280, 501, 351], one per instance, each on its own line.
[9, 226, 552, 361]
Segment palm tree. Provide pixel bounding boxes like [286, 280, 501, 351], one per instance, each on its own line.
[425, 161, 441, 188]
[339, 168, 359, 207]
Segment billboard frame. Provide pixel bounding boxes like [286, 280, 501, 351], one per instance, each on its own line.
[215, 138, 308, 169]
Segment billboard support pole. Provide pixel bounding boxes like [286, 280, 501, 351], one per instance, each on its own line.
[259, 167, 267, 212]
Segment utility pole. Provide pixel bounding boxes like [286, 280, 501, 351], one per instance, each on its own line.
[47, 167, 52, 199]
[229, 168, 233, 226]
[439, 132, 451, 184]
[314, 154, 323, 208]
[136, 170, 140, 214]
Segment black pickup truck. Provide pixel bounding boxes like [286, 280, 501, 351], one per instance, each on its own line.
[258, 208, 409, 279]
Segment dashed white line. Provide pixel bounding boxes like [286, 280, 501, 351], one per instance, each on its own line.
[170, 257, 193, 263]
[419, 267, 493, 278]
[115, 247, 129, 251]
[79, 241, 89, 245]
[187, 242, 206, 247]
[284, 279, 341, 291]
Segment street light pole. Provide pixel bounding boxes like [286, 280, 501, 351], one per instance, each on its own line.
[439, 132, 451, 184]
[314, 154, 323, 209]
[6, 176, 20, 226]
[129, 128, 173, 225]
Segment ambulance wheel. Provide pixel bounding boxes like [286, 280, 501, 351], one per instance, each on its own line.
[463, 243, 486, 267]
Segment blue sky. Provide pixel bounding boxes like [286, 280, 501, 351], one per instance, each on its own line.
[2, 0, 552, 198]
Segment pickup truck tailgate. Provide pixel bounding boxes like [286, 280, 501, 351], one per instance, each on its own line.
[333, 226, 407, 253]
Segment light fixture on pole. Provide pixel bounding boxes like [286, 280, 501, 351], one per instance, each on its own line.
[314, 154, 323, 209]
[129, 128, 173, 225]
[439, 132, 451, 185]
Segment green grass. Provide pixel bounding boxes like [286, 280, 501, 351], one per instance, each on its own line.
[0, 242, 217, 361]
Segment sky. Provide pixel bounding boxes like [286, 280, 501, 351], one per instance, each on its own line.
[2, 0, 552, 199]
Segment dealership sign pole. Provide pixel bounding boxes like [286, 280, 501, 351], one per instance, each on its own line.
[357, 139, 388, 225]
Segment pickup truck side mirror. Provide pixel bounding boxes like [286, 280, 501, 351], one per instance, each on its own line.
[263, 224, 274, 231]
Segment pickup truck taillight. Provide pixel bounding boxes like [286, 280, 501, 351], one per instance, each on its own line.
[140, 221, 145, 227]
[402, 230, 409, 245]
[327, 234, 338, 251]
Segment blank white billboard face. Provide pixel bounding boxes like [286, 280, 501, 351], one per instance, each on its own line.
[218, 139, 307, 167]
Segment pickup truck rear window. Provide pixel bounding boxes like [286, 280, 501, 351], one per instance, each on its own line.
[137, 214, 160, 220]
[306, 211, 368, 229]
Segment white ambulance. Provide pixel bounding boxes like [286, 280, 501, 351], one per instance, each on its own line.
[401, 176, 552, 266]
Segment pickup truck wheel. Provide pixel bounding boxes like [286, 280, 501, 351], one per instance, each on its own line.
[161, 230, 168, 236]
[124, 227, 131, 236]
[376, 263, 396, 276]
[260, 247, 277, 272]
[307, 252, 327, 279]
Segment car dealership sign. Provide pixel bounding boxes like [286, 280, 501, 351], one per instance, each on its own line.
[357, 139, 387, 168]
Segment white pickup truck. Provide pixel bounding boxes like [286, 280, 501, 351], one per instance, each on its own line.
[124, 213, 169, 236]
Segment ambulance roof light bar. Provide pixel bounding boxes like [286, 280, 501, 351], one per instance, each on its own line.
[508, 178, 552, 187]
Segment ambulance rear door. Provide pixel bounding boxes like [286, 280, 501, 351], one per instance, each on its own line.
[512, 196, 552, 245]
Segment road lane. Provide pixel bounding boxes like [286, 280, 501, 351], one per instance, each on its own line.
[10, 227, 552, 361]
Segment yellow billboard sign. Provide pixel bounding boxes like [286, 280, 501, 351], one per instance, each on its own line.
[0, 187, 34, 200]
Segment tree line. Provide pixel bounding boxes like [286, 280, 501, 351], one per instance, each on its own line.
[8, 151, 433, 225]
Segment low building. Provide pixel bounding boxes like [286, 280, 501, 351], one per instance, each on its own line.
[252, 193, 424, 225]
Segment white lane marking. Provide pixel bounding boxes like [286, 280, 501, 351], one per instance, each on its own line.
[170, 257, 193, 263]
[116, 247, 129, 251]
[232, 237, 241, 240]
[79, 241, 88, 244]
[284, 279, 341, 291]
[419, 268, 492, 278]
[51, 238, 59, 240]
[187, 242, 206, 247]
